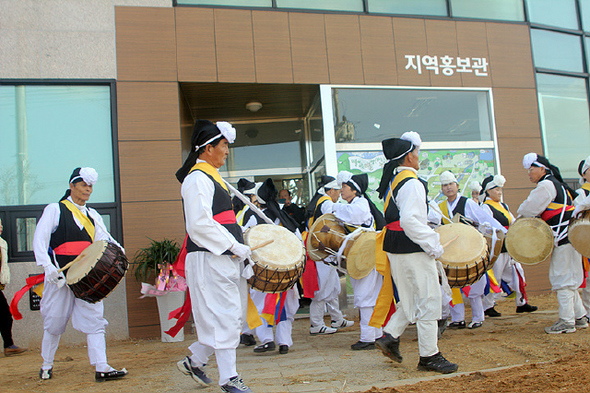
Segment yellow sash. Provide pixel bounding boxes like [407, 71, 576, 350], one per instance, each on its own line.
[370, 170, 417, 328]
[484, 200, 512, 226]
[438, 200, 452, 225]
[61, 200, 95, 241]
[583, 183, 590, 194]
[246, 292, 263, 329]
[236, 206, 249, 226]
[307, 195, 331, 229]
[189, 162, 228, 192]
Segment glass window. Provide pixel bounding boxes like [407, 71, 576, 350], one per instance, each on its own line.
[450, 0, 524, 21]
[536, 73, 590, 179]
[526, 0, 578, 29]
[530, 29, 583, 73]
[580, 0, 590, 32]
[368, 0, 447, 16]
[0, 85, 115, 206]
[176, 0, 272, 6]
[16, 217, 36, 252]
[276, 0, 363, 12]
[331, 88, 492, 143]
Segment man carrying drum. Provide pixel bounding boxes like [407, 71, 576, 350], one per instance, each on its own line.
[434, 171, 506, 330]
[372, 131, 458, 374]
[321, 171, 384, 350]
[573, 156, 590, 320]
[303, 176, 354, 335]
[33, 167, 127, 381]
[479, 175, 537, 316]
[518, 153, 587, 334]
[175, 120, 253, 393]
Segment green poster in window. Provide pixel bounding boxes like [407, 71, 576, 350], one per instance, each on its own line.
[337, 149, 496, 211]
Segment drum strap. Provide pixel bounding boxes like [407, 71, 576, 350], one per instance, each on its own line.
[61, 200, 95, 241]
[189, 162, 229, 192]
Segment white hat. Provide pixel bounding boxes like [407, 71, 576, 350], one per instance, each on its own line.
[468, 181, 482, 193]
[440, 171, 458, 185]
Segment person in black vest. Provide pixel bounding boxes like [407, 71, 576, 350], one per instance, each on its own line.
[373, 131, 458, 374]
[573, 156, 590, 319]
[518, 153, 587, 334]
[32, 167, 127, 381]
[234, 178, 259, 227]
[175, 120, 253, 393]
[479, 174, 537, 316]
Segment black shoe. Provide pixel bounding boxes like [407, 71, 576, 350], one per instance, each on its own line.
[253, 341, 276, 353]
[417, 352, 458, 374]
[375, 332, 402, 363]
[279, 345, 289, 354]
[447, 321, 466, 329]
[240, 333, 257, 346]
[484, 307, 502, 317]
[516, 303, 538, 313]
[39, 368, 53, 380]
[95, 368, 128, 382]
[351, 340, 375, 350]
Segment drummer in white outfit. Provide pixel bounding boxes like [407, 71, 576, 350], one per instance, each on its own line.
[33, 167, 127, 381]
[518, 153, 587, 334]
[175, 120, 253, 393]
[573, 156, 590, 319]
[373, 132, 458, 373]
[243, 178, 301, 355]
[432, 171, 507, 329]
[321, 171, 384, 350]
[304, 177, 354, 335]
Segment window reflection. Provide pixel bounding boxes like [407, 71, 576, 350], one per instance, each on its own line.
[176, 0, 272, 6]
[451, 0, 524, 21]
[530, 29, 583, 73]
[276, 0, 363, 12]
[368, 0, 447, 16]
[526, 0, 578, 29]
[16, 217, 36, 252]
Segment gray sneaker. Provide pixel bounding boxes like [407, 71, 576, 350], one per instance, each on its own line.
[177, 356, 212, 386]
[221, 376, 252, 393]
[575, 316, 589, 329]
[545, 319, 576, 334]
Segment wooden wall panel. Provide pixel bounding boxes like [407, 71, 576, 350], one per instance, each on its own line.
[252, 11, 293, 84]
[214, 9, 256, 83]
[175, 7, 217, 82]
[493, 88, 541, 139]
[521, 265, 552, 294]
[325, 14, 364, 85]
[456, 21, 492, 87]
[392, 18, 430, 86]
[425, 20, 461, 87]
[115, 7, 177, 82]
[117, 82, 181, 141]
[497, 137, 544, 202]
[359, 16, 397, 86]
[118, 141, 182, 203]
[289, 13, 329, 84]
[487, 23, 535, 89]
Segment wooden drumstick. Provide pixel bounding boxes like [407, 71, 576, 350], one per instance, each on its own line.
[57, 253, 86, 273]
[441, 235, 460, 249]
[232, 239, 275, 258]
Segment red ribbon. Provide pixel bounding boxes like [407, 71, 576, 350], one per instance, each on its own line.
[212, 210, 237, 225]
[9, 274, 45, 320]
[53, 241, 92, 256]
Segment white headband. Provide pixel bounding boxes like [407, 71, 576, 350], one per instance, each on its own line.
[337, 171, 361, 193]
[391, 131, 422, 161]
[522, 152, 547, 170]
[194, 121, 236, 151]
[70, 167, 98, 186]
[484, 174, 506, 192]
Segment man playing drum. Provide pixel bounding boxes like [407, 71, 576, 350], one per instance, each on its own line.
[573, 156, 590, 320]
[479, 175, 537, 316]
[243, 178, 300, 355]
[175, 120, 253, 393]
[434, 171, 506, 330]
[33, 167, 127, 381]
[303, 176, 354, 335]
[322, 171, 384, 350]
[518, 153, 587, 334]
[372, 131, 458, 374]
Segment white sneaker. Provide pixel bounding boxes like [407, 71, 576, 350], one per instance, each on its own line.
[331, 319, 354, 329]
[310, 325, 337, 335]
[545, 319, 576, 334]
[575, 316, 589, 329]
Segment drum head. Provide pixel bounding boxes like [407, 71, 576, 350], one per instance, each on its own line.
[435, 223, 487, 266]
[66, 240, 108, 285]
[245, 224, 304, 270]
[505, 218, 554, 265]
[306, 213, 346, 261]
[569, 211, 590, 257]
[345, 231, 377, 280]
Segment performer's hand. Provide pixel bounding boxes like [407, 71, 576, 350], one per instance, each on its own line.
[573, 205, 586, 218]
[430, 245, 444, 260]
[230, 243, 252, 261]
[43, 264, 64, 285]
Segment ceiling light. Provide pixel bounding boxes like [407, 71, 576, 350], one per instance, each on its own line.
[246, 101, 262, 112]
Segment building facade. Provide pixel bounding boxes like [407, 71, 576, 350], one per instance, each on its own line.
[2, 0, 590, 342]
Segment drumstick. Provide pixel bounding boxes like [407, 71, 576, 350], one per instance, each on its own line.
[231, 239, 275, 258]
[441, 235, 459, 249]
[57, 253, 85, 273]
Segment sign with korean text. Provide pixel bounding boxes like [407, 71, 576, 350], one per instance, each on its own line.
[405, 55, 489, 76]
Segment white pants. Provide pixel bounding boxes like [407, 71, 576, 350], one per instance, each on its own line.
[351, 269, 382, 342]
[185, 252, 243, 385]
[550, 244, 585, 324]
[450, 274, 486, 323]
[40, 279, 110, 371]
[309, 262, 343, 327]
[359, 307, 382, 342]
[383, 252, 440, 357]
[483, 253, 527, 310]
[251, 288, 299, 347]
